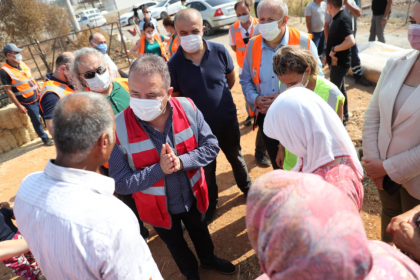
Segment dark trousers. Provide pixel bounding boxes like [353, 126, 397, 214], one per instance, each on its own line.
[369, 15, 387, 43]
[23, 100, 48, 139]
[255, 2, 260, 18]
[351, 43, 363, 78]
[204, 119, 251, 209]
[118, 194, 149, 239]
[255, 128, 266, 158]
[330, 66, 349, 124]
[154, 203, 216, 278]
[311, 31, 325, 57]
[256, 113, 280, 170]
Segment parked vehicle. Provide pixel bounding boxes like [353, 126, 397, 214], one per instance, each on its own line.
[186, 0, 236, 36]
[79, 14, 107, 29]
[77, 8, 102, 18]
[151, 0, 182, 20]
[118, 1, 158, 26]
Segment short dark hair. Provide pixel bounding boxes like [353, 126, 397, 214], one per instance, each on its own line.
[163, 16, 174, 27]
[143, 21, 155, 31]
[327, 0, 343, 9]
[55, 53, 72, 69]
[234, 0, 251, 11]
[142, 6, 150, 13]
[88, 34, 94, 42]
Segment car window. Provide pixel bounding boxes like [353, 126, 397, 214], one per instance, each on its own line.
[155, 0, 167, 7]
[82, 16, 88, 20]
[146, 2, 156, 7]
[196, 2, 207, 11]
[169, 0, 178, 4]
[206, 0, 229, 6]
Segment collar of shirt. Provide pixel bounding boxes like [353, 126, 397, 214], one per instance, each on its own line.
[261, 26, 289, 51]
[5, 60, 22, 70]
[44, 160, 115, 196]
[333, 10, 344, 20]
[239, 17, 256, 34]
[137, 103, 174, 137]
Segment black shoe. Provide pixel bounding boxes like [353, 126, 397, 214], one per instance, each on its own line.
[241, 187, 249, 198]
[354, 76, 373, 87]
[244, 116, 253, 126]
[255, 154, 271, 167]
[200, 256, 236, 275]
[42, 137, 54, 146]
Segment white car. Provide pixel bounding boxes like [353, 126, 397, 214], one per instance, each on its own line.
[151, 0, 182, 20]
[79, 14, 107, 29]
[118, 1, 158, 26]
[77, 8, 102, 18]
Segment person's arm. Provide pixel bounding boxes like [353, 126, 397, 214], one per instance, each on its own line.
[168, 60, 181, 97]
[129, 42, 140, 58]
[0, 239, 29, 261]
[382, 0, 393, 24]
[108, 145, 166, 195]
[40, 92, 60, 136]
[163, 36, 170, 43]
[276, 143, 285, 168]
[324, 22, 330, 42]
[344, 0, 361, 17]
[331, 34, 355, 52]
[305, 16, 312, 33]
[239, 51, 259, 104]
[4, 86, 27, 114]
[228, 28, 237, 52]
[387, 205, 420, 235]
[178, 108, 220, 170]
[337, 100, 344, 121]
[227, 70, 235, 90]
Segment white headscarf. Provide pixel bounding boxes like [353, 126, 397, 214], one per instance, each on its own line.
[263, 87, 363, 178]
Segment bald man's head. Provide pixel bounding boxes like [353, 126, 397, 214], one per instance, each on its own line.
[89, 32, 106, 46]
[55, 52, 74, 73]
[174, 8, 204, 37]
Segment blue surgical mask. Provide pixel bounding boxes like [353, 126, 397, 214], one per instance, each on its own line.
[95, 43, 108, 54]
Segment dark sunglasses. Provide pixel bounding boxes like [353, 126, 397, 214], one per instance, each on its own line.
[79, 66, 106, 79]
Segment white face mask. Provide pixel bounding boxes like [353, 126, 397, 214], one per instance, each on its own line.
[11, 53, 22, 62]
[288, 72, 310, 89]
[146, 12, 151, 18]
[130, 95, 167, 122]
[180, 34, 202, 53]
[259, 18, 283, 42]
[238, 14, 250, 24]
[85, 69, 111, 92]
[146, 32, 154, 39]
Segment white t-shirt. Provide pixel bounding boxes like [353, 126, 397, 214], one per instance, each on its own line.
[304, 1, 326, 33]
[139, 17, 159, 34]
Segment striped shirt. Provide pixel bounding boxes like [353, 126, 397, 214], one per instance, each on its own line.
[14, 160, 162, 280]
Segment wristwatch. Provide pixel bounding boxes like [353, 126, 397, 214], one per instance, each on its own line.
[383, 16, 388, 20]
[332, 46, 336, 52]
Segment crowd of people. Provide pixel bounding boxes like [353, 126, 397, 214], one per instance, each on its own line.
[1, 0, 420, 279]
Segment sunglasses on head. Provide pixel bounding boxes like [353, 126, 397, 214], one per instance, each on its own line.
[79, 66, 106, 79]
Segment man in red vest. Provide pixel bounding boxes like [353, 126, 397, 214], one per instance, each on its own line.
[108, 55, 236, 280]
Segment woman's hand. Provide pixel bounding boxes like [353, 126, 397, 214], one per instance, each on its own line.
[362, 158, 387, 179]
[276, 146, 285, 168]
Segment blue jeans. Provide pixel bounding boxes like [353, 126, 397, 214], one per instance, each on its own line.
[311, 31, 325, 57]
[23, 100, 48, 139]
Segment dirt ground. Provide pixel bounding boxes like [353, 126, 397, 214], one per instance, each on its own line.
[0, 18, 407, 280]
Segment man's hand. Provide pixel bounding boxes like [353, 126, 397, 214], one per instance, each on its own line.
[275, 146, 285, 168]
[387, 206, 420, 236]
[381, 18, 387, 25]
[323, 56, 327, 66]
[392, 221, 420, 261]
[256, 94, 279, 114]
[329, 50, 337, 62]
[18, 105, 27, 114]
[159, 143, 183, 174]
[362, 159, 387, 179]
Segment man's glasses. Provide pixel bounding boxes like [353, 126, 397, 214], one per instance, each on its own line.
[79, 66, 106, 79]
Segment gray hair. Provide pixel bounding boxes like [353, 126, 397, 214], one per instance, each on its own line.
[53, 92, 114, 163]
[128, 54, 171, 91]
[257, 0, 289, 17]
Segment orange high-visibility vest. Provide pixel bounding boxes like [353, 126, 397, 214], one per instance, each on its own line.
[245, 27, 312, 117]
[39, 80, 74, 113]
[1, 61, 39, 104]
[168, 34, 179, 57]
[137, 34, 169, 61]
[229, 17, 259, 69]
[115, 97, 209, 229]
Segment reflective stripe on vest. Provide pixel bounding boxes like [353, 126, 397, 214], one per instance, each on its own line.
[229, 17, 259, 68]
[137, 34, 170, 61]
[39, 80, 74, 113]
[246, 27, 312, 117]
[1, 62, 38, 98]
[114, 97, 208, 229]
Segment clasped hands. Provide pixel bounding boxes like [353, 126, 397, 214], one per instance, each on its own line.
[255, 94, 279, 114]
[361, 158, 387, 190]
[160, 143, 183, 175]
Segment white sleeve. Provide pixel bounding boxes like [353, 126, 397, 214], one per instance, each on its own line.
[228, 28, 235, 46]
[304, 5, 312, 16]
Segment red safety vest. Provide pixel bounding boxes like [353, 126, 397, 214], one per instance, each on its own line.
[1, 61, 39, 104]
[245, 27, 312, 117]
[229, 17, 259, 68]
[137, 34, 170, 61]
[115, 97, 209, 229]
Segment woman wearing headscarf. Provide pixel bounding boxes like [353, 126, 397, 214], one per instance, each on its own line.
[264, 87, 364, 210]
[246, 170, 420, 280]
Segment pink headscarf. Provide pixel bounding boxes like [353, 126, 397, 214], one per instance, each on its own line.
[246, 171, 420, 280]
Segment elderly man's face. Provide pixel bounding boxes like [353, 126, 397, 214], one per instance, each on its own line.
[77, 55, 106, 85]
[175, 16, 204, 37]
[128, 72, 173, 110]
[258, 4, 288, 26]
